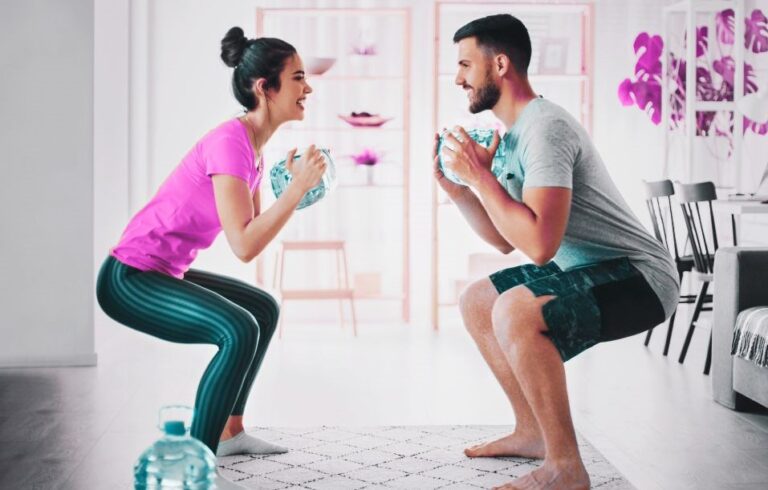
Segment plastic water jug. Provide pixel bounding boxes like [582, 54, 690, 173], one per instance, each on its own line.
[270, 148, 336, 209]
[134, 405, 216, 489]
[437, 128, 506, 186]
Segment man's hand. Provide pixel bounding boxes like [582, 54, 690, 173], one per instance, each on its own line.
[433, 132, 467, 199]
[440, 126, 501, 188]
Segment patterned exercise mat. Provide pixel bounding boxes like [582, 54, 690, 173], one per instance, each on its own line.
[217, 425, 633, 489]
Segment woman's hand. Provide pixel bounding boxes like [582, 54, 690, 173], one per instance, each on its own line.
[433, 132, 467, 200]
[286, 145, 327, 193]
[440, 126, 501, 188]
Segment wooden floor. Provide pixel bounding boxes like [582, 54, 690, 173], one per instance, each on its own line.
[1, 301, 767, 489]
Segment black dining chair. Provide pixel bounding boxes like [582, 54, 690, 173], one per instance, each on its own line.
[642, 179, 697, 355]
[675, 181, 718, 375]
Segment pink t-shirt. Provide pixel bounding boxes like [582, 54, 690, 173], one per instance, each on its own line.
[111, 118, 262, 278]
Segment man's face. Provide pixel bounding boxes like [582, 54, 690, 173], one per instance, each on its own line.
[455, 37, 501, 114]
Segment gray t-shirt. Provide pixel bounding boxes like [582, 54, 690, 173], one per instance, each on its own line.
[497, 97, 679, 317]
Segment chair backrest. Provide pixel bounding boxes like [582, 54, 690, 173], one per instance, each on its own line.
[675, 181, 718, 274]
[644, 179, 683, 261]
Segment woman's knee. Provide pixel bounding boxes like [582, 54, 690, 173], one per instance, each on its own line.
[251, 292, 279, 341]
[221, 309, 261, 354]
[264, 293, 281, 328]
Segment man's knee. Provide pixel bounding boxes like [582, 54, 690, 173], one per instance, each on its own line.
[459, 278, 497, 332]
[491, 286, 542, 347]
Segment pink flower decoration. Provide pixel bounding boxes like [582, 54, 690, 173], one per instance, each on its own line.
[351, 148, 380, 166]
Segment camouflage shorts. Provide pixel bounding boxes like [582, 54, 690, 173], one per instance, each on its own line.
[489, 257, 665, 361]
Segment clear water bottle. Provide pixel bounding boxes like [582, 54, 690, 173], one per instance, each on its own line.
[437, 128, 507, 186]
[270, 148, 336, 210]
[134, 405, 216, 489]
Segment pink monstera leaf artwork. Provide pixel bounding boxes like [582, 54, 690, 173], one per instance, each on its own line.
[716, 8, 735, 45]
[746, 9, 768, 53]
[619, 7, 768, 141]
[618, 33, 663, 125]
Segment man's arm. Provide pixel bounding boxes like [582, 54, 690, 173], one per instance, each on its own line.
[441, 126, 572, 265]
[433, 132, 513, 254]
[449, 187, 515, 254]
[473, 174, 571, 265]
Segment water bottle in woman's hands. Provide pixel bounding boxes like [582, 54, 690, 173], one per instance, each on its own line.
[270, 146, 336, 210]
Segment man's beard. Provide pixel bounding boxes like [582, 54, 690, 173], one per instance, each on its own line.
[468, 73, 501, 114]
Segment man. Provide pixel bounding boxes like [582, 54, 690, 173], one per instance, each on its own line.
[436, 14, 679, 490]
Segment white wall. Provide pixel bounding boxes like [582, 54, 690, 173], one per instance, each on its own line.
[0, 0, 97, 367]
[593, 0, 669, 223]
[93, 0, 131, 350]
[594, 0, 765, 209]
[593, 0, 768, 243]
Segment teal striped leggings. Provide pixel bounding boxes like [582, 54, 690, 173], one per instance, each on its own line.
[96, 255, 279, 453]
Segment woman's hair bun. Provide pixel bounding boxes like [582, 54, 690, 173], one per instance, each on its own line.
[221, 26, 248, 68]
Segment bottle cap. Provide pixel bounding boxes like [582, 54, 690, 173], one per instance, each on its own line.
[164, 420, 186, 436]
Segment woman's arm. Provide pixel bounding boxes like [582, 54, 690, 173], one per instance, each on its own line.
[251, 185, 261, 218]
[213, 146, 326, 262]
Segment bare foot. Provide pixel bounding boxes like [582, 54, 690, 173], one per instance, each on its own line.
[464, 431, 546, 459]
[492, 461, 590, 489]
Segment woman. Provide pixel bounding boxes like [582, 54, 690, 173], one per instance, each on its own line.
[96, 27, 325, 460]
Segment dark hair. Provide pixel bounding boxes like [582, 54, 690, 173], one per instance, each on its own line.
[220, 27, 297, 110]
[453, 14, 532, 76]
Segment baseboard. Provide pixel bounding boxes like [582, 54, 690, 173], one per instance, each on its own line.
[0, 352, 98, 368]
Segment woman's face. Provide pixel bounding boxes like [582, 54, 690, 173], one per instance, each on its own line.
[267, 54, 313, 122]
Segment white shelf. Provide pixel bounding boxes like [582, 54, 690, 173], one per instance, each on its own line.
[258, 8, 407, 17]
[309, 76, 406, 81]
[690, 101, 736, 111]
[337, 160, 403, 166]
[438, 73, 587, 82]
[354, 293, 406, 301]
[441, 3, 588, 15]
[280, 127, 405, 132]
[257, 6, 412, 322]
[664, 0, 734, 13]
[337, 184, 404, 189]
[661, 0, 746, 188]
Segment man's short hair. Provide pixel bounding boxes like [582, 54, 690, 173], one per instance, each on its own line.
[453, 14, 532, 76]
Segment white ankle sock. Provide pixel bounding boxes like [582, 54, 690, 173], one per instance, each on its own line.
[216, 431, 288, 457]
